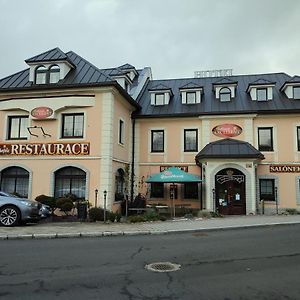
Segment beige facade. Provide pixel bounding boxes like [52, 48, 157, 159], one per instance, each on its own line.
[0, 87, 135, 212]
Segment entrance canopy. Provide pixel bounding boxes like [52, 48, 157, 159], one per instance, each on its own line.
[146, 167, 201, 183]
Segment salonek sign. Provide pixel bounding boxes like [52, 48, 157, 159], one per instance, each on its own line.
[0, 142, 90, 156]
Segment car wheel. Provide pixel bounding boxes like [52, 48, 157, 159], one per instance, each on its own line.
[0, 206, 21, 227]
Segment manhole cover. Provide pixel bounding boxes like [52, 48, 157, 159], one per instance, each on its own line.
[145, 262, 181, 273]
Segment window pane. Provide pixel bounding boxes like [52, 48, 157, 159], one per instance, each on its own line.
[258, 128, 273, 151]
[186, 92, 196, 104]
[8, 116, 28, 139]
[294, 87, 300, 99]
[74, 115, 84, 137]
[150, 183, 164, 198]
[184, 183, 198, 199]
[260, 179, 275, 201]
[220, 92, 231, 102]
[62, 114, 84, 138]
[152, 131, 164, 152]
[219, 88, 231, 102]
[184, 130, 197, 152]
[297, 127, 300, 151]
[155, 94, 165, 105]
[49, 71, 60, 83]
[119, 120, 124, 144]
[257, 88, 267, 101]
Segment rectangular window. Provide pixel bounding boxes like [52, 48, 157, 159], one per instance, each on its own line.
[155, 93, 165, 105]
[151, 130, 164, 152]
[297, 126, 300, 151]
[184, 129, 198, 152]
[186, 92, 196, 104]
[258, 127, 273, 151]
[119, 119, 124, 145]
[8, 116, 28, 140]
[150, 183, 164, 198]
[259, 179, 275, 201]
[293, 87, 300, 100]
[184, 183, 199, 199]
[257, 88, 268, 101]
[62, 113, 84, 138]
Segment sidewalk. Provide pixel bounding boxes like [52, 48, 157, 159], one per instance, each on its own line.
[1, 214, 300, 240]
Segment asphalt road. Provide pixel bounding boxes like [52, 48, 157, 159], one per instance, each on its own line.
[0, 224, 299, 300]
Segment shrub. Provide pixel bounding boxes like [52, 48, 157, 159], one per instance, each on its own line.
[56, 198, 74, 215]
[108, 211, 116, 222]
[197, 210, 212, 218]
[159, 215, 167, 221]
[35, 194, 56, 215]
[285, 208, 300, 215]
[115, 212, 122, 222]
[128, 215, 146, 223]
[143, 210, 160, 221]
[210, 211, 223, 218]
[88, 207, 104, 221]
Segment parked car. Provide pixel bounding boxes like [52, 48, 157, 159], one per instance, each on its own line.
[0, 191, 42, 226]
[40, 204, 51, 219]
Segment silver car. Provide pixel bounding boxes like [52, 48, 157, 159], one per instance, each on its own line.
[0, 192, 42, 226]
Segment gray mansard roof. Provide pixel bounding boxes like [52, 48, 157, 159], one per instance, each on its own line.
[135, 72, 300, 118]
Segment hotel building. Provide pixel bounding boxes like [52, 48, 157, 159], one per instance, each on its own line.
[0, 48, 300, 215]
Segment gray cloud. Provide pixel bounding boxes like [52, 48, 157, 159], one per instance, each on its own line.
[0, 0, 299, 80]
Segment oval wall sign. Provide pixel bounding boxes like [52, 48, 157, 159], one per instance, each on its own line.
[212, 124, 242, 138]
[31, 107, 53, 119]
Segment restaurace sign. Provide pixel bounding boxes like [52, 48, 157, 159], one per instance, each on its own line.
[0, 142, 90, 156]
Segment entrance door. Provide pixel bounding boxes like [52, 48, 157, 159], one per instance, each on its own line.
[215, 168, 246, 215]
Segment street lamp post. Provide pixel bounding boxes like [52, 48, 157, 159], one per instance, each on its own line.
[103, 190, 107, 223]
[95, 189, 98, 207]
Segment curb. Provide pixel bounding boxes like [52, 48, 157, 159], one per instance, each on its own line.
[1, 221, 300, 240]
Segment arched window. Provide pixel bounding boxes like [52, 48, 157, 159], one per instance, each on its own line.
[35, 65, 47, 84]
[49, 65, 60, 83]
[219, 87, 231, 102]
[0, 167, 29, 197]
[54, 167, 86, 199]
[115, 168, 125, 201]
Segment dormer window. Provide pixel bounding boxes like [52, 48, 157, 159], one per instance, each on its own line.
[257, 88, 268, 101]
[155, 93, 165, 105]
[49, 65, 60, 83]
[149, 84, 173, 106]
[35, 65, 60, 84]
[247, 78, 275, 101]
[293, 86, 300, 99]
[35, 65, 47, 84]
[179, 82, 202, 105]
[186, 92, 196, 104]
[219, 87, 231, 102]
[213, 78, 237, 102]
[25, 47, 74, 85]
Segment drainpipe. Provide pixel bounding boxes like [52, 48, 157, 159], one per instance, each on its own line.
[130, 118, 136, 203]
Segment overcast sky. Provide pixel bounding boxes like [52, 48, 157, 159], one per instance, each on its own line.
[0, 0, 299, 80]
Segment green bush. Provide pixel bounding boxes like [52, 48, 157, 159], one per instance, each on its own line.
[88, 207, 104, 221]
[56, 198, 74, 215]
[128, 215, 146, 223]
[143, 210, 160, 221]
[285, 208, 300, 215]
[210, 211, 223, 218]
[108, 212, 116, 222]
[115, 212, 122, 222]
